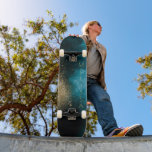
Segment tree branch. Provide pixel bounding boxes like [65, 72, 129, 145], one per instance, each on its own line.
[23, 82, 44, 90]
[41, 30, 59, 61]
[9, 109, 31, 135]
[48, 103, 54, 136]
[36, 105, 48, 136]
[18, 111, 31, 135]
[0, 66, 59, 113]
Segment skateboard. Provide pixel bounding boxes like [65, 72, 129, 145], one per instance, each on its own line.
[57, 36, 87, 137]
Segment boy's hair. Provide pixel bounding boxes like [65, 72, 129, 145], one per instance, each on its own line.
[81, 21, 101, 35]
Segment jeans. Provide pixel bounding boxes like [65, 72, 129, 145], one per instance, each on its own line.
[87, 77, 118, 136]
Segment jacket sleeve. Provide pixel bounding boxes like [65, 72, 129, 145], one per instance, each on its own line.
[99, 43, 107, 90]
[103, 47, 107, 90]
[79, 35, 88, 44]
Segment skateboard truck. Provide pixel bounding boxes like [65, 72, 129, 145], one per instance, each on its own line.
[59, 49, 87, 62]
[69, 54, 78, 62]
[64, 108, 80, 120]
[57, 108, 86, 120]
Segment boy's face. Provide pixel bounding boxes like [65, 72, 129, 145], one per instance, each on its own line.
[88, 22, 102, 36]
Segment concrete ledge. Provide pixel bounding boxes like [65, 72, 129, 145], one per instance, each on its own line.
[0, 133, 152, 152]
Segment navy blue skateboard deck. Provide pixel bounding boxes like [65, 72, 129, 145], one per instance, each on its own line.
[57, 36, 87, 137]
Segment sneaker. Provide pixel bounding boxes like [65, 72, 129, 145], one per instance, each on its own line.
[108, 124, 143, 137]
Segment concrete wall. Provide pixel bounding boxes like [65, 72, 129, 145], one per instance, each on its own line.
[0, 133, 152, 152]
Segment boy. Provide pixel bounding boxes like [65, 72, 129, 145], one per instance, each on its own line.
[72, 21, 143, 137]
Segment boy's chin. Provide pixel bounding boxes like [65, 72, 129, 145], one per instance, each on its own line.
[97, 32, 101, 36]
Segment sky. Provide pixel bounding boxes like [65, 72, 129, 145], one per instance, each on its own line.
[0, 0, 152, 137]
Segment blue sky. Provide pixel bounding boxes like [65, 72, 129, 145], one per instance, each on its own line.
[0, 0, 152, 137]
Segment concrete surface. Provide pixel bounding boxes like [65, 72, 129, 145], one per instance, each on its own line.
[0, 133, 152, 152]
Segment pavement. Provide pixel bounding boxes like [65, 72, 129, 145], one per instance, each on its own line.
[0, 133, 152, 152]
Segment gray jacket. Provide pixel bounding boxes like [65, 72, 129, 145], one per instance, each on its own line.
[80, 35, 107, 90]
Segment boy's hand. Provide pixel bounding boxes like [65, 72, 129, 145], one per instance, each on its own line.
[87, 101, 92, 105]
[69, 34, 79, 37]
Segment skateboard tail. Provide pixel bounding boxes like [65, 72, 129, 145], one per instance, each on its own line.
[58, 118, 86, 137]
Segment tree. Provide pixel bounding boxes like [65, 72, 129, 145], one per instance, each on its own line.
[0, 10, 98, 136]
[136, 53, 152, 99]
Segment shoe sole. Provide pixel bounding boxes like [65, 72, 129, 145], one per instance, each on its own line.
[125, 124, 143, 136]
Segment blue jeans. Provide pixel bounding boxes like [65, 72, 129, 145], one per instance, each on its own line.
[87, 77, 118, 136]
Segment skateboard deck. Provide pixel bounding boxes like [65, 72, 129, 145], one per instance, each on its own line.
[57, 36, 87, 137]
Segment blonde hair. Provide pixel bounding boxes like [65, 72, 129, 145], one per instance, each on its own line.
[81, 21, 101, 35]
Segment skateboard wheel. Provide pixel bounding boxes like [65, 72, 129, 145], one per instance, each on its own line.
[59, 49, 64, 57]
[82, 50, 87, 57]
[81, 110, 87, 119]
[57, 110, 62, 119]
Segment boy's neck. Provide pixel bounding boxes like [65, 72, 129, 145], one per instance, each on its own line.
[88, 32, 98, 44]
